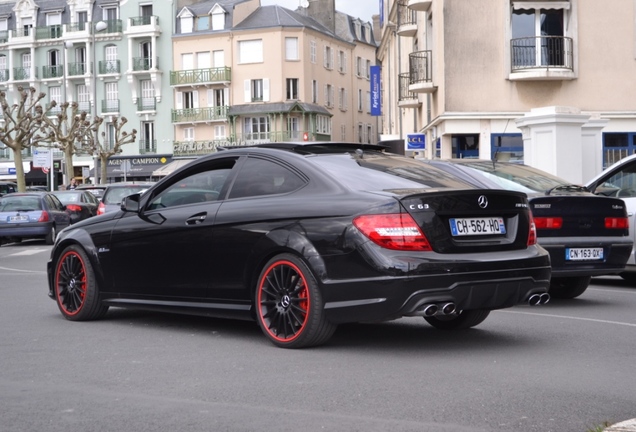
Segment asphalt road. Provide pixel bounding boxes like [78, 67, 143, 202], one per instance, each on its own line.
[1, 240, 635, 432]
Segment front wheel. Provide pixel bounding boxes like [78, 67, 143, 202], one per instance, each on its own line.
[45, 225, 56, 245]
[549, 276, 591, 299]
[425, 309, 491, 330]
[256, 253, 336, 348]
[54, 244, 108, 320]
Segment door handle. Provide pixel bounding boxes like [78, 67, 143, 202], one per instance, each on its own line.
[185, 213, 207, 225]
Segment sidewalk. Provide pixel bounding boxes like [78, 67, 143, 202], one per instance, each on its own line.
[605, 419, 636, 432]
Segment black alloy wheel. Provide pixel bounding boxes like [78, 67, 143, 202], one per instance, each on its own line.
[256, 253, 336, 348]
[55, 245, 108, 321]
[424, 309, 491, 330]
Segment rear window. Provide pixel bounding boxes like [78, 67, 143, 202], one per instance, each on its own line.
[311, 152, 473, 190]
[458, 161, 569, 193]
[0, 196, 42, 211]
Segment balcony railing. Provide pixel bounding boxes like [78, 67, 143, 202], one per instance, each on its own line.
[0, 69, 8, 82]
[139, 139, 157, 154]
[173, 140, 229, 157]
[102, 19, 122, 33]
[66, 22, 88, 32]
[170, 67, 232, 86]
[99, 60, 120, 74]
[68, 62, 87, 76]
[77, 101, 91, 113]
[137, 97, 156, 111]
[35, 25, 62, 40]
[408, 50, 435, 93]
[42, 65, 63, 79]
[131, 16, 157, 26]
[102, 99, 120, 113]
[13, 67, 37, 80]
[0, 30, 8, 43]
[11, 27, 32, 38]
[511, 36, 574, 71]
[132, 57, 154, 71]
[397, 0, 417, 37]
[171, 106, 228, 123]
[398, 72, 420, 106]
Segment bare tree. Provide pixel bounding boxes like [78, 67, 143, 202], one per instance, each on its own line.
[40, 101, 101, 184]
[81, 116, 137, 184]
[0, 87, 54, 192]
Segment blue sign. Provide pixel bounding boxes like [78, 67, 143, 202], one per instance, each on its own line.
[407, 134, 426, 150]
[370, 66, 381, 116]
[379, 0, 384, 27]
[8, 168, 15, 175]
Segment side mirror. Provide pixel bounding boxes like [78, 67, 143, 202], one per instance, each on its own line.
[122, 193, 141, 213]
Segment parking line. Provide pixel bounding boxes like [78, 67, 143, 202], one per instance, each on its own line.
[0, 266, 46, 274]
[7, 249, 49, 256]
[498, 310, 636, 328]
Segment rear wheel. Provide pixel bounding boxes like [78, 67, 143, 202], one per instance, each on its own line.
[45, 225, 56, 245]
[256, 253, 336, 348]
[54, 245, 108, 320]
[425, 309, 491, 330]
[549, 276, 591, 299]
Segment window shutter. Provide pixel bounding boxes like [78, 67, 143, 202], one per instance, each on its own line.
[193, 90, 199, 108]
[244, 79, 250, 102]
[207, 89, 214, 107]
[176, 92, 183, 109]
[263, 78, 270, 102]
[224, 88, 229, 106]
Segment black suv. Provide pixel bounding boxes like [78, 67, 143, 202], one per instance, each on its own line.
[0, 182, 17, 197]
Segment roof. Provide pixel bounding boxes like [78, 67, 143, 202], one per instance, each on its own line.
[234, 5, 335, 37]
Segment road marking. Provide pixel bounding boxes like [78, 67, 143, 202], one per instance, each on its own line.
[7, 248, 48, 256]
[0, 266, 46, 274]
[589, 287, 636, 295]
[498, 310, 636, 328]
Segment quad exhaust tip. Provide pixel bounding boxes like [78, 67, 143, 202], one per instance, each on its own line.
[528, 293, 550, 306]
[417, 302, 456, 317]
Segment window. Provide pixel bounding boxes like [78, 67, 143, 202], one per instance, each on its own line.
[286, 78, 299, 100]
[491, 134, 524, 162]
[182, 91, 195, 109]
[287, 117, 300, 140]
[285, 37, 299, 60]
[179, 10, 194, 34]
[197, 51, 210, 68]
[49, 86, 61, 109]
[140, 121, 155, 152]
[213, 50, 224, 67]
[105, 82, 119, 112]
[182, 53, 194, 70]
[316, 115, 331, 135]
[366, 60, 371, 79]
[356, 57, 363, 77]
[77, 84, 90, 112]
[357, 89, 363, 112]
[197, 16, 209, 31]
[239, 40, 263, 64]
[209, 88, 226, 107]
[214, 125, 226, 139]
[229, 157, 305, 199]
[76, 12, 87, 30]
[324, 46, 333, 69]
[104, 45, 118, 73]
[367, 125, 373, 144]
[338, 88, 347, 111]
[184, 127, 194, 141]
[311, 80, 318, 104]
[211, 6, 225, 30]
[340, 124, 346, 141]
[603, 133, 636, 168]
[310, 40, 316, 63]
[325, 84, 334, 108]
[451, 134, 479, 159]
[140, 79, 155, 110]
[252, 79, 263, 101]
[244, 79, 268, 102]
[338, 50, 346, 73]
[243, 116, 270, 141]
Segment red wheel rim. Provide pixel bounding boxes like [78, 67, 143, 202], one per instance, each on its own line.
[258, 260, 310, 343]
[55, 250, 87, 316]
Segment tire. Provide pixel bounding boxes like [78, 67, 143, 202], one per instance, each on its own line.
[255, 253, 336, 348]
[45, 225, 56, 245]
[549, 276, 591, 299]
[425, 309, 491, 330]
[54, 244, 109, 321]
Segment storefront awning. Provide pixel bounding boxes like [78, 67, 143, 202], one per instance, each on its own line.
[90, 155, 173, 179]
[0, 161, 30, 180]
[152, 159, 196, 177]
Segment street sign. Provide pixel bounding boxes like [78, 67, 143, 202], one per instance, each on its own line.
[33, 149, 51, 168]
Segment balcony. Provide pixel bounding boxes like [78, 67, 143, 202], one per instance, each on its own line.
[0, 30, 8, 43]
[103, 19, 123, 34]
[102, 99, 120, 113]
[35, 25, 62, 40]
[510, 36, 575, 81]
[0, 147, 10, 159]
[11, 27, 34, 41]
[398, 73, 421, 108]
[0, 69, 8, 82]
[132, 57, 154, 71]
[67, 62, 87, 77]
[170, 67, 232, 87]
[408, 0, 432, 11]
[13, 67, 37, 81]
[99, 60, 120, 75]
[42, 65, 63, 79]
[126, 15, 160, 37]
[77, 101, 91, 113]
[408, 50, 436, 93]
[137, 97, 156, 112]
[139, 139, 157, 154]
[171, 106, 228, 124]
[397, 0, 417, 37]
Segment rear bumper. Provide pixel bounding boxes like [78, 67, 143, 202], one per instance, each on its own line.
[0, 224, 50, 239]
[539, 236, 633, 277]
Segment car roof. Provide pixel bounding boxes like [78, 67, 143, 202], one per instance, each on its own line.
[218, 141, 388, 155]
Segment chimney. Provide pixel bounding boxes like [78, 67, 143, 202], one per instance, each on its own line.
[307, 0, 336, 33]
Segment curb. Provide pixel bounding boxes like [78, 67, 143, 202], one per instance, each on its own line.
[605, 419, 636, 432]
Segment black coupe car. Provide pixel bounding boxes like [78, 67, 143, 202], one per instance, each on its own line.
[419, 159, 632, 298]
[47, 143, 551, 348]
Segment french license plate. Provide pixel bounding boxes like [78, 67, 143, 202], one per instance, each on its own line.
[449, 217, 506, 236]
[566, 248, 604, 261]
[9, 215, 28, 222]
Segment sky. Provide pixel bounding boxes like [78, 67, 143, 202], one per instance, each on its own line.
[259, 0, 377, 23]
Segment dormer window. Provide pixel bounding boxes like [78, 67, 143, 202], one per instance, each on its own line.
[177, 8, 194, 34]
[211, 5, 226, 31]
[354, 21, 361, 39]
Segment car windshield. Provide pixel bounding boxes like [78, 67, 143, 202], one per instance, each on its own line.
[0, 196, 42, 211]
[458, 161, 571, 193]
[312, 152, 473, 190]
[104, 186, 150, 205]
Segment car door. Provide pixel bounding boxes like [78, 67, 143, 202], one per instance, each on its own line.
[46, 194, 70, 230]
[108, 157, 238, 299]
[587, 159, 636, 266]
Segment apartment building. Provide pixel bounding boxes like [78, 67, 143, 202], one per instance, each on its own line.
[171, 0, 378, 159]
[377, 0, 636, 183]
[0, 0, 174, 183]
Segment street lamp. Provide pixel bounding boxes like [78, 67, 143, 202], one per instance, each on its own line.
[92, 20, 107, 184]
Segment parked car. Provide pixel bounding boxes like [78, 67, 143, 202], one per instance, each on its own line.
[586, 154, 636, 282]
[47, 143, 551, 348]
[52, 190, 100, 224]
[0, 181, 17, 197]
[75, 184, 107, 200]
[418, 159, 632, 298]
[97, 182, 154, 215]
[0, 192, 71, 245]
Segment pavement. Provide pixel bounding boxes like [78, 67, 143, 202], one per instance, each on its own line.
[605, 419, 636, 431]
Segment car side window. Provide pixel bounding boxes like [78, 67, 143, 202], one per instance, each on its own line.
[147, 161, 235, 210]
[598, 163, 636, 198]
[229, 157, 306, 199]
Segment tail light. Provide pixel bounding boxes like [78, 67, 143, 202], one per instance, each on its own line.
[534, 217, 563, 229]
[38, 211, 50, 222]
[97, 202, 105, 215]
[66, 204, 82, 213]
[353, 213, 432, 251]
[527, 215, 537, 246]
[605, 217, 629, 229]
